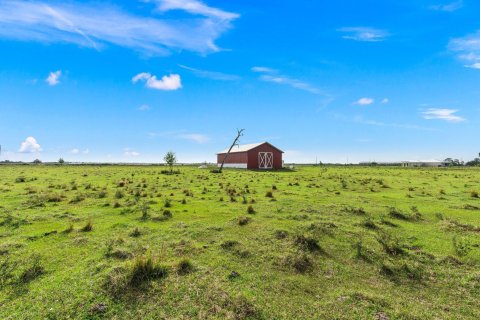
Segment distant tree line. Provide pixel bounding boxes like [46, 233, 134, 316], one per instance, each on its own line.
[445, 153, 480, 167]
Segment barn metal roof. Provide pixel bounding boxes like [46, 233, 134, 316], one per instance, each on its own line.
[217, 142, 283, 154]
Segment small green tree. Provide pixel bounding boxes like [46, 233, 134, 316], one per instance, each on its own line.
[164, 151, 177, 173]
[58, 158, 65, 164]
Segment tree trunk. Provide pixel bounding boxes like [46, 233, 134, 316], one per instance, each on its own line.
[218, 129, 244, 173]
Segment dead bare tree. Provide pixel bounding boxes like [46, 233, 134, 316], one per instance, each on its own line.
[218, 129, 245, 173]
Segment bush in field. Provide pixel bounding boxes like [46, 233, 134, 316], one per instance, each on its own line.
[238, 216, 250, 226]
[81, 219, 93, 232]
[471, 191, 479, 198]
[176, 259, 194, 275]
[452, 236, 472, 257]
[282, 253, 313, 273]
[294, 234, 323, 253]
[247, 205, 255, 214]
[15, 176, 26, 183]
[19, 255, 45, 283]
[129, 256, 168, 286]
[115, 190, 124, 199]
[130, 227, 141, 237]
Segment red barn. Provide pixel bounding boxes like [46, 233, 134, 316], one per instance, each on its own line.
[217, 142, 284, 170]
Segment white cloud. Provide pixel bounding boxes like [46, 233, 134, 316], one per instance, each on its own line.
[381, 98, 389, 104]
[155, 0, 239, 20]
[252, 67, 322, 94]
[338, 27, 389, 42]
[251, 66, 276, 73]
[132, 73, 182, 91]
[178, 133, 209, 144]
[46, 70, 61, 86]
[71, 148, 89, 155]
[422, 108, 465, 122]
[355, 97, 374, 105]
[0, 0, 238, 55]
[19, 137, 42, 153]
[449, 32, 480, 68]
[179, 65, 239, 81]
[139, 104, 151, 111]
[429, 1, 463, 12]
[124, 149, 140, 157]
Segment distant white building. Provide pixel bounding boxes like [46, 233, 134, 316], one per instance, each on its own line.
[401, 160, 447, 167]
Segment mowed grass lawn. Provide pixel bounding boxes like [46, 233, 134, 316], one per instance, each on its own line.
[1, 165, 479, 319]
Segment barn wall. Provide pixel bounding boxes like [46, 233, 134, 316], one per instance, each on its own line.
[217, 152, 248, 165]
[247, 144, 283, 169]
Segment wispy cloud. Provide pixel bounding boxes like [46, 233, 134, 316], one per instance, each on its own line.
[353, 117, 435, 131]
[449, 32, 480, 68]
[422, 108, 465, 122]
[338, 27, 389, 42]
[19, 137, 42, 153]
[71, 148, 89, 154]
[124, 148, 140, 157]
[179, 65, 239, 81]
[178, 133, 209, 144]
[381, 98, 389, 104]
[148, 130, 209, 143]
[132, 73, 182, 91]
[46, 70, 61, 86]
[138, 104, 151, 111]
[355, 97, 374, 105]
[0, 0, 238, 55]
[252, 66, 322, 94]
[429, 1, 463, 12]
[251, 66, 276, 73]
[154, 0, 239, 20]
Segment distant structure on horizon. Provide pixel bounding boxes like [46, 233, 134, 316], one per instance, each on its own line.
[216, 142, 283, 169]
[401, 160, 447, 167]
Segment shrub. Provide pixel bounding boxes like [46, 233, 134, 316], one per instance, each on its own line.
[81, 219, 93, 232]
[377, 233, 404, 256]
[163, 210, 172, 218]
[274, 230, 288, 239]
[113, 201, 121, 208]
[19, 255, 45, 283]
[164, 199, 172, 208]
[115, 190, 124, 199]
[139, 202, 150, 220]
[265, 191, 273, 198]
[129, 256, 168, 286]
[98, 190, 108, 198]
[221, 240, 239, 250]
[247, 205, 255, 214]
[362, 218, 377, 230]
[63, 224, 74, 234]
[15, 176, 26, 183]
[130, 227, 141, 237]
[471, 191, 479, 198]
[176, 259, 194, 275]
[388, 207, 410, 221]
[283, 253, 313, 273]
[231, 294, 260, 319]
[238, 216, 250, 226]
[453, 236, 472, 257]
[294, 235, 323, 253]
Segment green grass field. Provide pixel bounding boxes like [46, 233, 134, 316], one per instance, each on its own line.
[1, 165, 479, 319]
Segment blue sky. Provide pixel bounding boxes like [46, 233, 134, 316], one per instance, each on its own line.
[1, 0, 479, 163]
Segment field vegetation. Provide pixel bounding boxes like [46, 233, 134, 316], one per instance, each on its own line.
[0, 165, 479, 319]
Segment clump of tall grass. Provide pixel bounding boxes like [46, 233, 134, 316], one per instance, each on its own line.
[81, 219, 93, 232]
[176, 259, 194, 275]
[19, 255, 45, 283]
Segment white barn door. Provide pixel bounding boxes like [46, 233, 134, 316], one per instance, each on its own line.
[258, 152, 273, 169]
